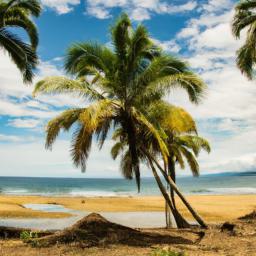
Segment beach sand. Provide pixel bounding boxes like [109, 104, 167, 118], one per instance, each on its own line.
[0, 194, 255, 222]
[0, 195, 256, 255]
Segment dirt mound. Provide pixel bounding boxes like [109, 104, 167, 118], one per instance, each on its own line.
[31, 213, 198, 247]
[239, 210, 256, 220]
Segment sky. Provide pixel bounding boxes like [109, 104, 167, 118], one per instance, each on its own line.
[1, 0, 256, 178]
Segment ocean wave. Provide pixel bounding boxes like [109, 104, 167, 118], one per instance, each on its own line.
[69, 190, 135, 197]
[190, 187, 256, 195]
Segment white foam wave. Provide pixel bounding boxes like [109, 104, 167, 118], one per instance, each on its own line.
[191, 187, 256, 195]
[69, 190, 135, 197]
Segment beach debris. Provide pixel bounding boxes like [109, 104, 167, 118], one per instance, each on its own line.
[220, 222, 236, 232]
[29, 213, 198, 247]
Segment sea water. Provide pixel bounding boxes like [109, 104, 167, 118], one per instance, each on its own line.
[0, 172, 255, 196]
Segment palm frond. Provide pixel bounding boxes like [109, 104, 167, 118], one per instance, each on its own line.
[120, 150, 133, 179]
[111, 13, 130, 62]
[33, 76, 104, 100]
[4, 9, 39, 48]
[65, 42, 116, 77]
[232, 10, 256, 38]
[235, 0, 256, 11]
[179, 147, 199, 177]
[3, 0, 41, 17]
[111, 142, 124, 160]
[131, 107, 169, 163]
[0, 28, 37, 83]
[46, 108, 84, 149]
[71, 124, 93, 172]
[236, 41, 255, 79]
[175, 135, 211, 156]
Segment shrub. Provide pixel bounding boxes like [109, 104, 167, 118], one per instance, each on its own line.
[20, 231, 38, 241]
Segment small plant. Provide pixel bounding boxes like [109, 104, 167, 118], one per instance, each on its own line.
[20, 231, 38, 242]
[151, 248, 186, 256]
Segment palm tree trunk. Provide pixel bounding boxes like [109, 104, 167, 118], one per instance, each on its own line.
[151, 156, 207, 228]
[168, 156, 176, 210]
[165, 165, 172, 228]
[147, 157, 190, 228]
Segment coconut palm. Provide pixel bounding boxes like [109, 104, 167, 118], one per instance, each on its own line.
[0, 0, 41, 83]
[33, 14, 207, 228]
[111, 103, 210, 228]
[232, 0, 256, 79]
[164, 134, 210, 227]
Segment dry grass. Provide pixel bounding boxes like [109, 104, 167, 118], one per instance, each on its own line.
[0, 195, 255, 221]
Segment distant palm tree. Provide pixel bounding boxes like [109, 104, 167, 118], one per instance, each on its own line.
[0, 0, 41, 83]
[232, 0, 256, 79]
[33, 14, 207, 228]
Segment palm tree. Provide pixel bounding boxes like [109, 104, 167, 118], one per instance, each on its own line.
[33, 14, 207, 228]
[164, 134, 210, 227]
[232, 0, 256, 79]
[0, 0, 41, 83]
[111, 102, 210, 228]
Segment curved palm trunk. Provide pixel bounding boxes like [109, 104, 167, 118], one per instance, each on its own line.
[151, 156, 207, 228]
[168, 156, 176, 209]
[147, 157, 190, 229]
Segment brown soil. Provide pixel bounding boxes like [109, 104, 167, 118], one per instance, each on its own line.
[0, 212, 256, 255]
[31, 213, 201, 247]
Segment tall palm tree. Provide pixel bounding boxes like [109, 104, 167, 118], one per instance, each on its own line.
[33, 14, 207, 228]
[232, 0, 256, 79]
[0, 0, 41, 83]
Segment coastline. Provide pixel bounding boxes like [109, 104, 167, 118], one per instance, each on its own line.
[0, 194, 255, 223]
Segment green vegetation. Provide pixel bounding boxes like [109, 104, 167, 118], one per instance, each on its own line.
[0, 0, 41, 83]
[20, 231, 38, 241]
[232, 0, 256, 79]
[33, 14, 208, 228]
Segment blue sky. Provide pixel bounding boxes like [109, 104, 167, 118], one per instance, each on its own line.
[1, 0, 256, 178]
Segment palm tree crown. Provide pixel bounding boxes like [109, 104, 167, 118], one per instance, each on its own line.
[33, 14, 206, 192]
[0, 0, 41, 83]
[232, 0, 256, 79]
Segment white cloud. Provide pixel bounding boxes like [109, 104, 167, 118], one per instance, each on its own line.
[0, 50, 84, 120]
[152, 38, 181, 53]
[0, 134, 36, 143]
[164, 0, 256, 174]
[41, 0, 80, 14]
[0, 139, 124, 178]
[7, 118, 42, 129]
[201, 0, 233, 12]
[86, 0, 197, 21]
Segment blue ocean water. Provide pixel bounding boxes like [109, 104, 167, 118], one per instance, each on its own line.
[0, 172, 255, 196]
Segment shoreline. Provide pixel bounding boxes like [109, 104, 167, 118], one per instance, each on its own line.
[0, 194, 255, 222]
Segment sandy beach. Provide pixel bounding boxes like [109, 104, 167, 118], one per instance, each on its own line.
[0, 194, 255, 223]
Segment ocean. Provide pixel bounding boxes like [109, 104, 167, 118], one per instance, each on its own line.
[0, 172, 255, 196]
